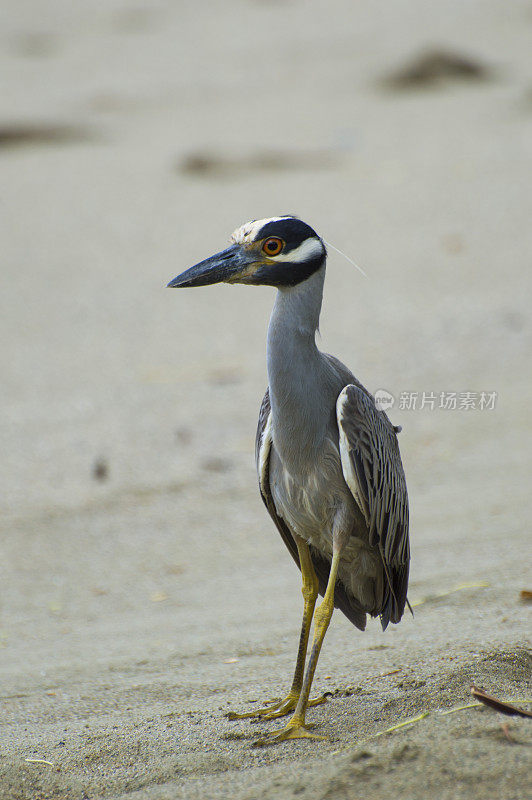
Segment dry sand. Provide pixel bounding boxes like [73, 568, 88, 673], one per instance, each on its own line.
[1, 1, 531, 798]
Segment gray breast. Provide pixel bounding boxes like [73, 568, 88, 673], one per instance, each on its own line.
[268, 429, 383, 614]
[268, 434, 352, 549]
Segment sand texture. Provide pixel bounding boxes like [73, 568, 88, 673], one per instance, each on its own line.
[1, 1, 531, 798]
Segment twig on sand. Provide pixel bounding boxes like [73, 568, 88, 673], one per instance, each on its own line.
[470, 685, 532, 718]
[411, 581, 490, 608]
[369, 703, 478, 742]
[24, 758, 54, 767]
[371, 711, 430, 739]
[500, 723, 516, 742]
[365, 693, 531, 745]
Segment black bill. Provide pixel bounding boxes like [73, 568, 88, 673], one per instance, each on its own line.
[167, 245, 256, 288]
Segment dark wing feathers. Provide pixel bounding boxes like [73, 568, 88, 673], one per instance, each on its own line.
[337, 385, 410, 627]
[256, 389, 367, 631]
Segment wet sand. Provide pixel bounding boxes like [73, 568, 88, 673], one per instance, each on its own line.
[1, 1, 531, 798]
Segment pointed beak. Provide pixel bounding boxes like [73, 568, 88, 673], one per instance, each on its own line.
[167, 244, 257, 288]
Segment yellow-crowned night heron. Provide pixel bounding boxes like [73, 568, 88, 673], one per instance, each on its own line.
[167, 216, 410, 745]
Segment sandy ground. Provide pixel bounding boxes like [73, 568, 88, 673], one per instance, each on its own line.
[1, 1, 531, 798]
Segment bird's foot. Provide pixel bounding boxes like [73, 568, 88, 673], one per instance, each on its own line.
[226, 691, 326, 721]
[252, 716, 326, 746]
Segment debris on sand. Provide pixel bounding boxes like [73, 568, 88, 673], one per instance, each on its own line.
[177, 149, 338, 178]
[411, 581, 489, 607]
[471, 685, 532, 718]
[0, 123, 95, 150]
[92, 458, 109, 482]
[380, 48, 493, 90]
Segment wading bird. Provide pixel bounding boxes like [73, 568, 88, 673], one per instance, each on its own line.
[167, 216, 410, 745]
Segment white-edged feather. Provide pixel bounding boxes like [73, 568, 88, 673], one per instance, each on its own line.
[257, 407, 273, 496]
[324, 240, 367, 278]
[336, 388, 369, 523]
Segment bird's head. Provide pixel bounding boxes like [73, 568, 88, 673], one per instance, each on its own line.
[167, 216, 326, 290]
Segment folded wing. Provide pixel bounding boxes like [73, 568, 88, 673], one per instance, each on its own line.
[336, 385, 410, 628]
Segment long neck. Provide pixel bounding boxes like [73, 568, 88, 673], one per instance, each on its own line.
[266, 266, 327, 472]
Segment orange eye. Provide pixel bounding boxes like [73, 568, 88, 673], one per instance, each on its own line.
[262, 237, 283, 256]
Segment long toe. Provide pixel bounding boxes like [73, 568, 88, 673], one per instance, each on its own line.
[226, 691, 298, 720]
[307, 693, 328, 709]
[259, 692, 328, 720]
[252, 719, 327, 746]
[226, 700, 286, 720]
[227, 691, 327, 721]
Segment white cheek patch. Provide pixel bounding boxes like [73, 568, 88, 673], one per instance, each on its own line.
[272, 237, 324, 263]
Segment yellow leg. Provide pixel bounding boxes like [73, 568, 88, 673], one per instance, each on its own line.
[253, 550, 341, 745]
[227, 537, 327, 721]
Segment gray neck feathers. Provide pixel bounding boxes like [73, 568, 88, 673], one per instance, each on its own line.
[266, 266, 329, 473]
